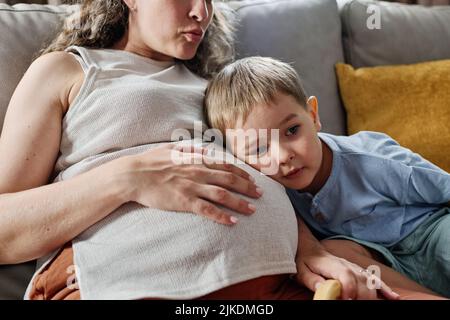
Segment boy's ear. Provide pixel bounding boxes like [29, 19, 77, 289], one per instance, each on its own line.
[307, 96, 322, 131]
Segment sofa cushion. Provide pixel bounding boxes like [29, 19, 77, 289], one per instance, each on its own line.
[0, 3, 75, 300]
[0, 3, 74, 134]
[0, 263, 36, 300]
[229, 0, 347, 135]
[341, 0, 450, 68]
[336, 60, 450, 172]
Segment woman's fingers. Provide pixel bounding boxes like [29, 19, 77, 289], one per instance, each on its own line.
[190, 198, 239, 226]
[136, 146, 261, 223]
[204, 162, 256, 183]
[194, 184, 256, 216]
[203, 168, 262, 199]
[173, 144, 208, 155]
[183, 159, 262, 199]
[176, 151, 257, 184]
[170, 151, 260, 199]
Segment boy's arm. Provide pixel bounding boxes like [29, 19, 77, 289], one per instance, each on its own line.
[357, 132, 449, 205]
[294, 216, 328, 289]
[296, 216, 323, 255]
[405, 165, 450, 205]
[368, 132, 450, 205]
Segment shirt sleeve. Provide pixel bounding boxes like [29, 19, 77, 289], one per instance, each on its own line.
[357, 132, 450, 205]
[406, 165, 450, 205]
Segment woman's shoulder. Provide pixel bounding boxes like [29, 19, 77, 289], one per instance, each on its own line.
[30, 51, 85, 113]
[32, 51, 82, 76]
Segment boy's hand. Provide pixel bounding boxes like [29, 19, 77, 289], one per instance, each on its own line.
[294, 247, 400, 300]
[294, 217, 400, 300]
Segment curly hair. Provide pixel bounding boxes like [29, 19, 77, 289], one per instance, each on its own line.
[40, 0, 235, 79]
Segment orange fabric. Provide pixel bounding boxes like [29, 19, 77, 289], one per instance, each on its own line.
[198, 275, 312, 300]
[29, 243, 312, 300]
[29, 242, 80, 300]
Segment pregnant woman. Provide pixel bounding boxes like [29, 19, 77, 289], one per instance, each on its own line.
[0, 0, 414, 300]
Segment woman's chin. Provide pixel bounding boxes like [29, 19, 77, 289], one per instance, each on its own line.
[174, 44, 201, 61]
[176, 51, 197, 61]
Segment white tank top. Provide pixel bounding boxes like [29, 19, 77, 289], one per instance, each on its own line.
[26, 46, 298, 299]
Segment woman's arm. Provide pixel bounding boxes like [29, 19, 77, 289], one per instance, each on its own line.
[0, 52, 133, 264]
[0, 159, 131, 264]
[0, 52, 261, 264]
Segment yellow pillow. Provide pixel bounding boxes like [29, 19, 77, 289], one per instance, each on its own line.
[336, 60, 450, 172]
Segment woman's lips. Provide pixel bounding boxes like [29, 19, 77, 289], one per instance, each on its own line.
[284, 168, 303, 179]
[183, 32, 203, 43]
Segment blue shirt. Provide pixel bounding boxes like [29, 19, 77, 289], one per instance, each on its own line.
[286, 131, 450, 246]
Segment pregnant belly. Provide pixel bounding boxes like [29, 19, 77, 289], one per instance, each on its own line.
[67, 148, 299, 298]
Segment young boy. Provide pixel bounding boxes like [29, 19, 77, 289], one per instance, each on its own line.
[204, 56, 450, 297]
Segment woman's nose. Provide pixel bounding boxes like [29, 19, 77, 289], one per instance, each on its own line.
[189, 0, 210, 22]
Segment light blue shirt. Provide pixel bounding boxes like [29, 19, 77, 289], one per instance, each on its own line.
[286, 131, 450, 246]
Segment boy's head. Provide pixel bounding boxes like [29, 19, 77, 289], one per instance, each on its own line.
[205, 57, 311, 133]
[204, 56, 326, 191]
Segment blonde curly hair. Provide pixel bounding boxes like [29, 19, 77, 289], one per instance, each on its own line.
[41, 0, 235, 79]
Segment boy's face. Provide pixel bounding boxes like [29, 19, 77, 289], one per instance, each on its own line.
[229, 92, 323, 190]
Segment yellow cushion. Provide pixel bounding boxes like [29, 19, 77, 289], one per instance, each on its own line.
[336, 60, 450, 172]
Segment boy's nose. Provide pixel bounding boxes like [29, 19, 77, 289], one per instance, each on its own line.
[278, 147, 295, 166]
[189, 0, 210, 22]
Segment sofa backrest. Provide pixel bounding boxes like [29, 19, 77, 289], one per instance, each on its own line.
[0, 4, 75, 134]
[229, 0, 347, 135]
[340, 0, 450, 67]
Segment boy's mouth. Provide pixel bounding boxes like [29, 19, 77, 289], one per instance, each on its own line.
[284, 167, 304, 179]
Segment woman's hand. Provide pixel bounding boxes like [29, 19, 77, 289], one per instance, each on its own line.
[294, 218, 400, 300]
[119, 143, 263, 225]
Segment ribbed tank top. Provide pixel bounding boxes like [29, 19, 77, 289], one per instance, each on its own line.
[26, 46, 298, 299]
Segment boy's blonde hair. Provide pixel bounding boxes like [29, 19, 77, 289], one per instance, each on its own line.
[204, 57, 308, 135]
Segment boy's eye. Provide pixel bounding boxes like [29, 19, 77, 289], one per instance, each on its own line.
[286, 125, 300, 136]
[256, 145, 268, 156]
[249, 144, 268, 157]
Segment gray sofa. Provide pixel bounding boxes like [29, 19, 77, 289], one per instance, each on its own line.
[1, 0, 449, 299]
